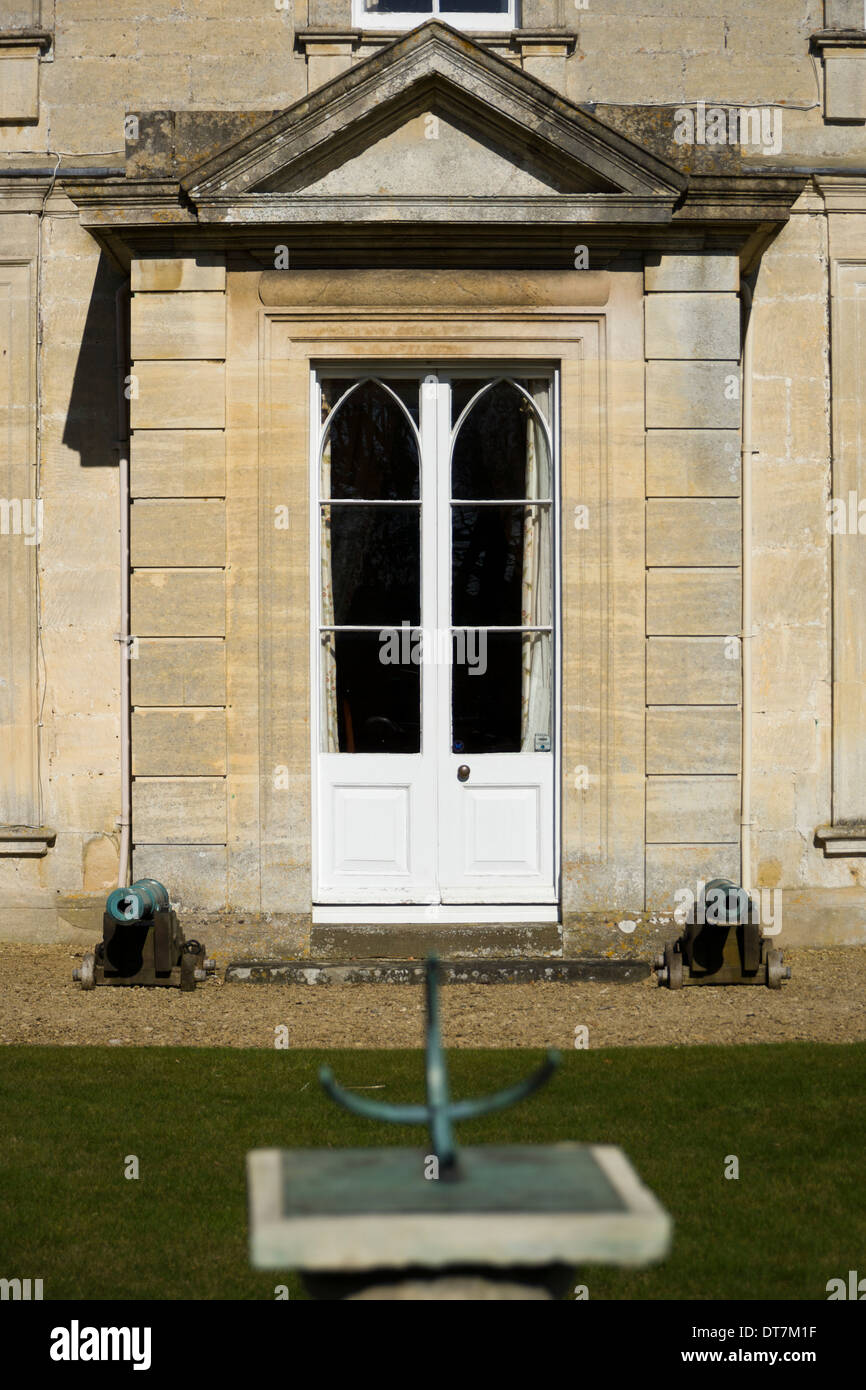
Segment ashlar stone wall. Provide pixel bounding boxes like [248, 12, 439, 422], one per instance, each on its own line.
[643, 252, 742, 910]
[128, 256, 229, 912]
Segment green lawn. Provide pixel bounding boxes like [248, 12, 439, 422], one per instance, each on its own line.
[1, 1042, 863, 1300]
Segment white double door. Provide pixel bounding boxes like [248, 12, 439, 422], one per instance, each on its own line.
[313, 367, 558, 908]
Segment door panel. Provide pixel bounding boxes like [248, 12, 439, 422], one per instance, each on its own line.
[333, 783, 411, 874]
[438, 759, 555, 902]
[466, 786, 541, 872]
[319, 756, 436, 901]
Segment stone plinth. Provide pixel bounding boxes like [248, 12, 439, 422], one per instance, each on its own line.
[247, 1143, 671, 1300]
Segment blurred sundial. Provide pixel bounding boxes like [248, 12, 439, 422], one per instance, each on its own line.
[247, 956, 671, 1299]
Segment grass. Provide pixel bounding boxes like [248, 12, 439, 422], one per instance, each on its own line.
[1, 1042, 864, 1300]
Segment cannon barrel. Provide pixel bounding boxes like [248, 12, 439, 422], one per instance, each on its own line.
[106, 877, 170, 924]
[74, 879, 213, 989]
[701, 877, 751, 926]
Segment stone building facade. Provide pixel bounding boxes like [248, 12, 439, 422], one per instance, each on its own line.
[2, 0, 866, 958]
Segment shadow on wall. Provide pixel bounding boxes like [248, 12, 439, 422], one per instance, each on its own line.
[62, 252, 127, 468]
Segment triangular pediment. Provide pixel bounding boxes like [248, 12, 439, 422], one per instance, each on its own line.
[273, 108, 593, 198]
[182, 23, 686, 206]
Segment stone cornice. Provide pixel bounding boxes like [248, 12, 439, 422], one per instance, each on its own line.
[67, 178, 194, 225]
[0, 182, 76, 212]
[65, 172, 806, 264]
[0, 29, 53, 52]
[673, 174, 808, 224]
[811, 29, 866, 50]
[188, 192, 679, 226]
[293, 29, 365, 52]
[511, 29, 577, 50]
[293, 26, 577, 55]
[816, 824, 866, 855]
[0, 826, 56, 858]
[814, 173, 866, 209]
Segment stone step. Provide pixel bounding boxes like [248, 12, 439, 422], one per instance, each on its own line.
[225, 958, 650, 985]
[310, 922, 562, 960]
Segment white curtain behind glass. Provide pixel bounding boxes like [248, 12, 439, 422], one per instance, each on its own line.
[520, 380, 552, 752]
[320, 430, 339, 752]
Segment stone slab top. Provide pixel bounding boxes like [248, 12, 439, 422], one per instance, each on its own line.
[247, 1143, 672, 1271]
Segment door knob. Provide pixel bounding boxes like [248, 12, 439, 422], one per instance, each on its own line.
[457, 765, 470, 782]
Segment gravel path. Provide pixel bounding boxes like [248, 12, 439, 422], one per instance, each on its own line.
[1, 944, 865, 1049]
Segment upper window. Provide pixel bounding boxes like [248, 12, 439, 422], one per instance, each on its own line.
[354, 0, 514, 33]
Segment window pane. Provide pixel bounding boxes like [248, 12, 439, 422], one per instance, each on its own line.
[451, 377, 550, 430]
[452, 504, 550, 627]
[321, 378, 419, 500]
[452, 632, 552, 754]
[361, 0, 508, 13]
[362, 0, 432, 12]
[441, 0, 508, 11]
[322, 377, 418, 426]
[451, 378, 483, 428]
[325, 632, 421, 753]
[452, 379, 550, 499]
[324, 504, 420, 626]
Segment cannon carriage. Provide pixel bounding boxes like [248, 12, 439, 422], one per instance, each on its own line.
[73, 878, 215, 991]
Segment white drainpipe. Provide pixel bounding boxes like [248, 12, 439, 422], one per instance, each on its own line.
[115, 284, 131, 889]
[740, 279, 755, 895]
